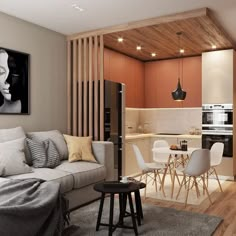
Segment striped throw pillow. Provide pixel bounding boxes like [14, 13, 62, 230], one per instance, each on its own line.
[26, 138, 61, 168]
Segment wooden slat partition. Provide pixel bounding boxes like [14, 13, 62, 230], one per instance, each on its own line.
[67, 41, 72, 134]
[67, 35, 104, 140]
[94, 36, 99, 140]
[99, 35, 104, 141]
[88, 36, 93, 136]
[72, 40, 78, 135]
[78, 39, 82, 136]
[83, 38, 88, 136]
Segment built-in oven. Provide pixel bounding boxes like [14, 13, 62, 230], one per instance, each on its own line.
[202, 132, 233, 157]
[202, 104, 233, 157]
[202, 104, 233, 125]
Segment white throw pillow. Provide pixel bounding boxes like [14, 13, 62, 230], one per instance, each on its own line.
[0, 138, 32, 176]
[0, 126, 26, 142]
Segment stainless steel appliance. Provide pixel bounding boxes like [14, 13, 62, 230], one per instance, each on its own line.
[202, 104, 233, 157]
[104, 80, 125, 180]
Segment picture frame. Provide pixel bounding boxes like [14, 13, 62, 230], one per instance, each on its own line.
[0, 47, 30, 114]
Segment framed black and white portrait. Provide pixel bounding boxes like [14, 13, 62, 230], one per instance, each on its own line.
[0, 47, 29, 114]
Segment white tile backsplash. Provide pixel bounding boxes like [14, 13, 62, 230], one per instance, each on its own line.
[126, 107, 202, 134]
[125, 108, 140, 133]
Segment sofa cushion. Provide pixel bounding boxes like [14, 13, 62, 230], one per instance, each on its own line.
[0, 138, 32, 176]
[0, 127, 26, 142]
[56, 161, 106, 189]
[63, 135, 97, 163]
[8, 168, 73, 193]
[26, 138, 61, 168]
[27, 130, 68, 160]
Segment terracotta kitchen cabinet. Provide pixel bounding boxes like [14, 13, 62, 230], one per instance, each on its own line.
[145, 56, 202, 108]
[104, 48, 145, 108]
[105, 48, 201, 108]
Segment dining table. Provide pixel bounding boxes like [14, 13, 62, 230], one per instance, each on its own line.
[152, 147, 198, 198]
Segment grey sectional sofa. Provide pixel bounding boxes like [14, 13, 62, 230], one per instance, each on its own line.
[0, 127, 114, 211]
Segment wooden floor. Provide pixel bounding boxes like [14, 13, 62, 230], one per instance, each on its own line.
[142, 180, 236, 236]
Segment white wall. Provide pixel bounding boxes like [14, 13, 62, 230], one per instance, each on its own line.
[0, 12, 67, 132]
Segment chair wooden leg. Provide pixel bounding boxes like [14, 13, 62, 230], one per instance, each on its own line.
[157, 171, 166, 197]
[176, 174, 186, 200]
[207, 171, 209, 187]
[154, 171, 158, 192]
[171, 170, 176, 198]
[193, 177, 200, 198]
[144, 173, 148, 199]
[201, 176, 212, 204]
[185, 176, 191, 207]
[176, 174, 181, 186]
[213, 167, 223, 192]
[203, 174, 206, 195]
[161, 166, 168, 189]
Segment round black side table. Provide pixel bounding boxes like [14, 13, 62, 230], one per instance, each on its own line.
[125, 179, 146, 226]
[94, 182, 140, 236]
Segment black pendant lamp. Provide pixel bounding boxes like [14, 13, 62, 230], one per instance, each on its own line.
[172, 78, 186, 101]
[171, 32, 187, 101]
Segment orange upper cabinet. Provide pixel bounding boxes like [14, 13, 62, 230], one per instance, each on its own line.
[144, 56, 202, 108]
[104, 48, 145, 108]
[104, 48, 201, 108]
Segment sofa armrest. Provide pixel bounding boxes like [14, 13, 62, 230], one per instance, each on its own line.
[92, 141, 114, 181]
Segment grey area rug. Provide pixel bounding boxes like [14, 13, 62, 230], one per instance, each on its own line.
[63, 198, 223, 236]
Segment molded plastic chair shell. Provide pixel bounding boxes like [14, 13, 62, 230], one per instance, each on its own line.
[132, 144, 149, 172]
[210, 142, 224, 167]
[184, 149, 210, 177]
[153, 140, 169, 163]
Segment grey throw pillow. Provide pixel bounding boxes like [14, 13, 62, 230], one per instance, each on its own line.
[26, 138, 61, 168]
[27, 130, 68, 160]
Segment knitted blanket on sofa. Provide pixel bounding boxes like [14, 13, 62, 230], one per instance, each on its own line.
[0, 178, 67, 236]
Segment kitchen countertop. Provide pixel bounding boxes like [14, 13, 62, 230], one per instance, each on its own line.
[125, 133, 201, 140]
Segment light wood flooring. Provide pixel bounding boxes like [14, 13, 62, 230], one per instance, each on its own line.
[143, 180, 236, 236]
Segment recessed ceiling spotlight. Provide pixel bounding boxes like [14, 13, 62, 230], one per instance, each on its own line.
[212, 45, 217, 49]
[136, 45, 142, 51]
[117, 37, 124, 42]
[179, 48, 185, 54]
[72, 3, 85, 12]
[151, 53, 156, 57]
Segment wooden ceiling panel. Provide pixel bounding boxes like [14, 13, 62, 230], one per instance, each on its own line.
[104, 14, 233, 62]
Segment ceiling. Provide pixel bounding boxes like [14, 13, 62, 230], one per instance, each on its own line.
[0, 0, 235, 36]
[104, 9, 233, 61]
[0, 0, 235, 60]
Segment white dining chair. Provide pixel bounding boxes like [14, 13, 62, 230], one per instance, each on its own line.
[132, 144, 166, 198]
[152, 140, 173, 192]
[176, 149, 212, 207]
[209, 142, 224, 192]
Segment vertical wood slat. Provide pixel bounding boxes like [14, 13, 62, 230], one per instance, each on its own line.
[68, 34, 104, 140]
[99, 35, 104, 141]
[89, 36, 93, 136]
[83, 38, 88, 136]
[78, 39, 82, 136]
[67, 41, 72, 134]
[94, 36, 98, 141]
[72, 40, 78, 135]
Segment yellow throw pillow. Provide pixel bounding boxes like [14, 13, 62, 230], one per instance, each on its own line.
[63, 135, 97, 163]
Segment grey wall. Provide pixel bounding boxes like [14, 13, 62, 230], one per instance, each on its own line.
[0, 12, 67, 133]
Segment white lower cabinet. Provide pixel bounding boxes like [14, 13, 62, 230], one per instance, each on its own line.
[124, 138, 149, 176]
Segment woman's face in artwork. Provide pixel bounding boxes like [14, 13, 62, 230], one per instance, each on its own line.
[0, 50, 11, 101]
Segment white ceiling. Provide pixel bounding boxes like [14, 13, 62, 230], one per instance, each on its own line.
[0, 0, 236, 42]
